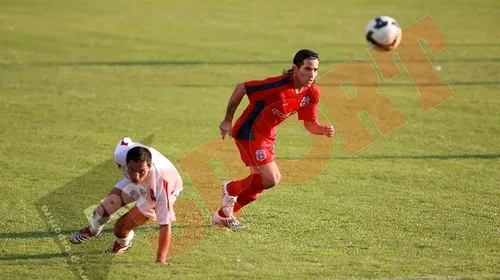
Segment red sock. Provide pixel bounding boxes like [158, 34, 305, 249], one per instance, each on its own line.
[234, 174, 265, 213]
[227, 173, 257, 196]
[218, 208, 228, 218]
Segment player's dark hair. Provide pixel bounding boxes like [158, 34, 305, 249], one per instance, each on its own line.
[283, 49, 319, 74]
[126, 146, 152, 164]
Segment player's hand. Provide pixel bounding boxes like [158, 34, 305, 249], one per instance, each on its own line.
[219, 119, 232, 139]
[156, 259, 174, 265]
[323, 125, 335, 137]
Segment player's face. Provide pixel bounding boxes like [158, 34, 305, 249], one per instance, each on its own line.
[126, 160, 151, 184]
[295, 59, 319, 87]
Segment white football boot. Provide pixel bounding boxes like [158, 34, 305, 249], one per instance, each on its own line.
[212, 210, 246, 230]
[69, 226, 102, 244]
[104, 241, 132, 254]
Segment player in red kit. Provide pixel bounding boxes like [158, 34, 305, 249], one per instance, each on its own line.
[213, 49, 335, 229]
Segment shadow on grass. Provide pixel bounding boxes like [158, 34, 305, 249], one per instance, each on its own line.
[26, 57, 500, 67]
[0, 252, 69, 261]
[129, 81, 500, 87]
[2, 59, 498, 87]
[0, 226, 161, 240]
[335, 153, 500, 160]
[278, 153, 500, 161]
[62, 81, 498, 88]
[0, 230, 75, 239]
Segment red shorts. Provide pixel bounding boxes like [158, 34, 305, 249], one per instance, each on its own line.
[235, 140, 276, 167]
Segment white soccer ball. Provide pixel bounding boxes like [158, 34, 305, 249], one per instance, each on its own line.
[365, 16, 402, 51]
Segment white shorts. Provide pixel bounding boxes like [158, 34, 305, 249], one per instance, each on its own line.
[113, 177, 182, 224]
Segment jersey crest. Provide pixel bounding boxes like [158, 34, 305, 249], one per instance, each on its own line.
[300, 96, 310, 107]
[255, 149, 267, 161]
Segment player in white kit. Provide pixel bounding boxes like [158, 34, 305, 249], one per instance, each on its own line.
[69, 137, 183, 263]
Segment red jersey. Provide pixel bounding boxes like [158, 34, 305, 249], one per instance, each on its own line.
[231, 73, 320, 143]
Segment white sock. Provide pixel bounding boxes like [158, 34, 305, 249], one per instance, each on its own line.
[116, 230, 134, 246]
[90, 208, 110, 235]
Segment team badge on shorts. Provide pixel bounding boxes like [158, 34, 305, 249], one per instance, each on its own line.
[300, 96, 310, 107]
[255, 149, 267, 161]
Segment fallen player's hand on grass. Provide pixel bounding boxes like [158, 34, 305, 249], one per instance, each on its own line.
[156, 259, 172, 265]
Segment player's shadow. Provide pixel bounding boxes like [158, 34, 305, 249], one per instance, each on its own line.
[0, 226, 160, 240]
[0, 230, 75, 239]
[0, 252, 68, 261]
[0, 229, 115, 239]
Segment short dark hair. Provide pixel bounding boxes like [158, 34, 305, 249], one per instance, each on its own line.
[126, 146, 152, 164]
[283, 49, 319, 74]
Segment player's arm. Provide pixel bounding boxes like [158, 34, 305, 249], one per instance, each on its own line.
[154, 176, 175, 264]
[299, 87, 334, 137]
[224, 83, 246, 122]
[156, 223, 171, 263]
[220, 83, 246, 139]
[303, 120, 335, 137]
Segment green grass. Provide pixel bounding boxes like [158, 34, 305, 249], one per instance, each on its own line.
[1, 0, 499, 279]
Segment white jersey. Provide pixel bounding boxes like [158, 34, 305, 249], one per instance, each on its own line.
[112, 137, 183, 225]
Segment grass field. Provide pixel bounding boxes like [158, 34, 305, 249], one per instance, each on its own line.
[1, 0, 499, 279]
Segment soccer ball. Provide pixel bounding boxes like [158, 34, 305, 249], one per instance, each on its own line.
[365, 16, 402, 51]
